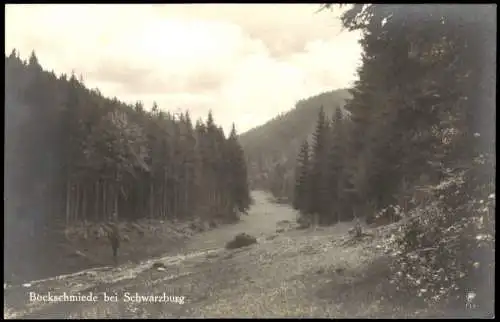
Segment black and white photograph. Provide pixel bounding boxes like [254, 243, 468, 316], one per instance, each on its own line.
[4, 3, 495, 319]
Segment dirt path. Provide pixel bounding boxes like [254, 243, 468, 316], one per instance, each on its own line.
[178, 191, 298, 252]
[4, 191, 302, 318]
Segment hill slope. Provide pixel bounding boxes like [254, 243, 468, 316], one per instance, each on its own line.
[239, 89, 352, 195]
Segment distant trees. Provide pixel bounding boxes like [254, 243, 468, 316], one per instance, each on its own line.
[239, 89, 352, 194]
[293, 141, 310, 212]
[308, 106, 329, 218]
[327, 106, 348, 222]
[293, 106, 350, 223]
[5, 51, 251, 232]
[226, 124, 252, 212]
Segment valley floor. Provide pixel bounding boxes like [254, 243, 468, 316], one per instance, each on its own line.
[4, 191, 471, 318]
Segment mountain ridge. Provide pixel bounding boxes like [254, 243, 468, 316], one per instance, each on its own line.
[238, 88, 352, 191]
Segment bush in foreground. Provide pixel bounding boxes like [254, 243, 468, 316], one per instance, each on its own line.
[387, 170, 495, 316]
[225, 233, 258, 249]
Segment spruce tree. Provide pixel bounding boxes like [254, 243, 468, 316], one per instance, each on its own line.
[308, 106, 330, 221]
[226, 124, 251, 214]
[293, 140, 310, 213]
[326, 106, 346, 223]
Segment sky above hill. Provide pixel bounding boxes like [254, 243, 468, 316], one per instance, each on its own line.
[5, 4, 362, 134]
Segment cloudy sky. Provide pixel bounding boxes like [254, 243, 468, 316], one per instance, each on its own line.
[5, 4, 362, 134]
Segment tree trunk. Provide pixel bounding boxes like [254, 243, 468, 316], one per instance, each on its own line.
[65, 179, 71, 226]
[165, 182, 170, 219]
[75, 183, 80, 223]
[173, 184, 178, 219]
[102, 181, 107, 221]
[82, 185, 87, 222]
[149, 183, 154, 219]
[160, 180, 165, 219]
[184, 174, 190, 218]
[94, 181, 100, 222]
[166, 180, 171, 219]
[114, 185, 118, 219]
[138, 181, 143, 220]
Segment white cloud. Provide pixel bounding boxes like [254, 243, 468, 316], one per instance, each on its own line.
[5, 4, 362, 134]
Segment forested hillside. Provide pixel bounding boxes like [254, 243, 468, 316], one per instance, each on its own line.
[239, 89, 351, 198]
[3, 4, 495, 316]
[292, 4, 495, 313]
[5, 50, 251, 234]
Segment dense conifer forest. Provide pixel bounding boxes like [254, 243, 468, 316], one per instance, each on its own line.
[5, 50, 251, 234]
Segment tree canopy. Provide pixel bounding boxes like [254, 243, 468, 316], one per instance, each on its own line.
[5, 51, 252, 231]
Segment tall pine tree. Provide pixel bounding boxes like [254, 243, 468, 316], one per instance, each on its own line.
[226, 124, 251, 214]
[293, 140, 310, 213]
[308, 106, 330, 221]
[326, 106, 346, 223]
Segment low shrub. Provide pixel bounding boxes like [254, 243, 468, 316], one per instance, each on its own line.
[225, 233, 258, 249]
